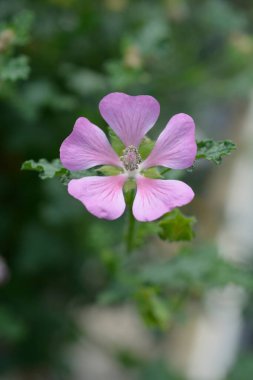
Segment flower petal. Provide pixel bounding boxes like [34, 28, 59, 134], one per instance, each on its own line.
[99, 92, 160, 147]
[133, 175, 194, 222]
[68, 175, 127, 220]
[60, 117, 122, 171]
[142, 113, 197, 170]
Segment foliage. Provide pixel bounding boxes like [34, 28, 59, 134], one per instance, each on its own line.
[159, 209, 196, 242]
[0, 10, 33, 84]
[99, 246, 253, 331]
[196, 139, 236, 164]
[21, 159, 68, 180]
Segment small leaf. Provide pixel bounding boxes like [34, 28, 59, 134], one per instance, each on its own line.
[196, 139, 236, 164]
[108, 128, 125, 155]
[21, 159, 68, 180]
[139, 136, 155, 159]
[159, 209, 196, 242]
[142, 167, 162, 179]
[97, 165, 122, 176]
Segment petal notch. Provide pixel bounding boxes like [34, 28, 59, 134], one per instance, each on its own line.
[60, 117, 122, 171]
[99, 92, 160, 147]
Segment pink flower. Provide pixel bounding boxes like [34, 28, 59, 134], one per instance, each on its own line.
[60, 92, 196, 222]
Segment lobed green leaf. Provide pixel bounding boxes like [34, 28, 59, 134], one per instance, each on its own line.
[21, 159, 68, 180]
[196, 139, 236, 164]
[158, 209, 196, 242]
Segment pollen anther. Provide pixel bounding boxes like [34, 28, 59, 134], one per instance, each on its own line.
[120, 145, 142, 171]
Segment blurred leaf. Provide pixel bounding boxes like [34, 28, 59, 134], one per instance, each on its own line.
[139, 359, 183, 380]
[12, 10, 34, 45]
[227, 354, 253, 380]
[0, 55, 30, 81]
[140, 246, 253, 292]
[21, 159, 68, 179]
[0, 307, 27, 343]
[135, 287, 171, 330]
[196, 139, 236, 164]
[65, 67, 106, 96]
[134, 221, 160, 248]
[159, 209, 196, 242]
[106, 60, 147, 89]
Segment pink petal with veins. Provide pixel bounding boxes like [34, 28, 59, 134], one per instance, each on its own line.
[68, 175, 127, 220]
[60, 117, 122, 171]
[99, 92, 160, 147]
[142, 113, 197, 170]
[133, 175, 194, 222]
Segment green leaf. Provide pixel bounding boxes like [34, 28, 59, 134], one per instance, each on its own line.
[108, 128, 125, 155]
[159, 209, 196, 242]
[21, 159, 97, 183]
[135, 287, 171, 330]
[13, 10, 34, 45]
[196, 139, 236, 164]
[0, 55, 30, 81]
[97, 165, 122, 176]
[142, 167, 162, 179]
[139, 245, 253, 293]
[139, 136, 155, 159]
[21, 159, 68, 180]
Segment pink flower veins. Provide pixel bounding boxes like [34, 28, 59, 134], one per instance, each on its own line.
[60, 92, 197, 221]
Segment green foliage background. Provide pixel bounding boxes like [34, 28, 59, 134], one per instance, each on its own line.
[1, 0, 253, 379]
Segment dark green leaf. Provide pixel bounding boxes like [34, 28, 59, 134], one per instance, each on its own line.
[196, 139, 236, 164]
[159, 209, 196, 242]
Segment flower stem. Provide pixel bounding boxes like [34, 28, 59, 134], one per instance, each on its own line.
[126, 189, 135, 253]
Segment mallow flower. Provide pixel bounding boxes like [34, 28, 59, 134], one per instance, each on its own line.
[60, 92, 196, 222]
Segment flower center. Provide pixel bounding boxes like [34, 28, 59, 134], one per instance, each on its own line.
[120, 145, 142, 172]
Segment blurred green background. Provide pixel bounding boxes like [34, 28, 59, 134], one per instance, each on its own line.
[1, 0, 253, 379]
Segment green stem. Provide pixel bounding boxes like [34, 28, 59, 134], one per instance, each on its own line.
[126, 189, 135, 253]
